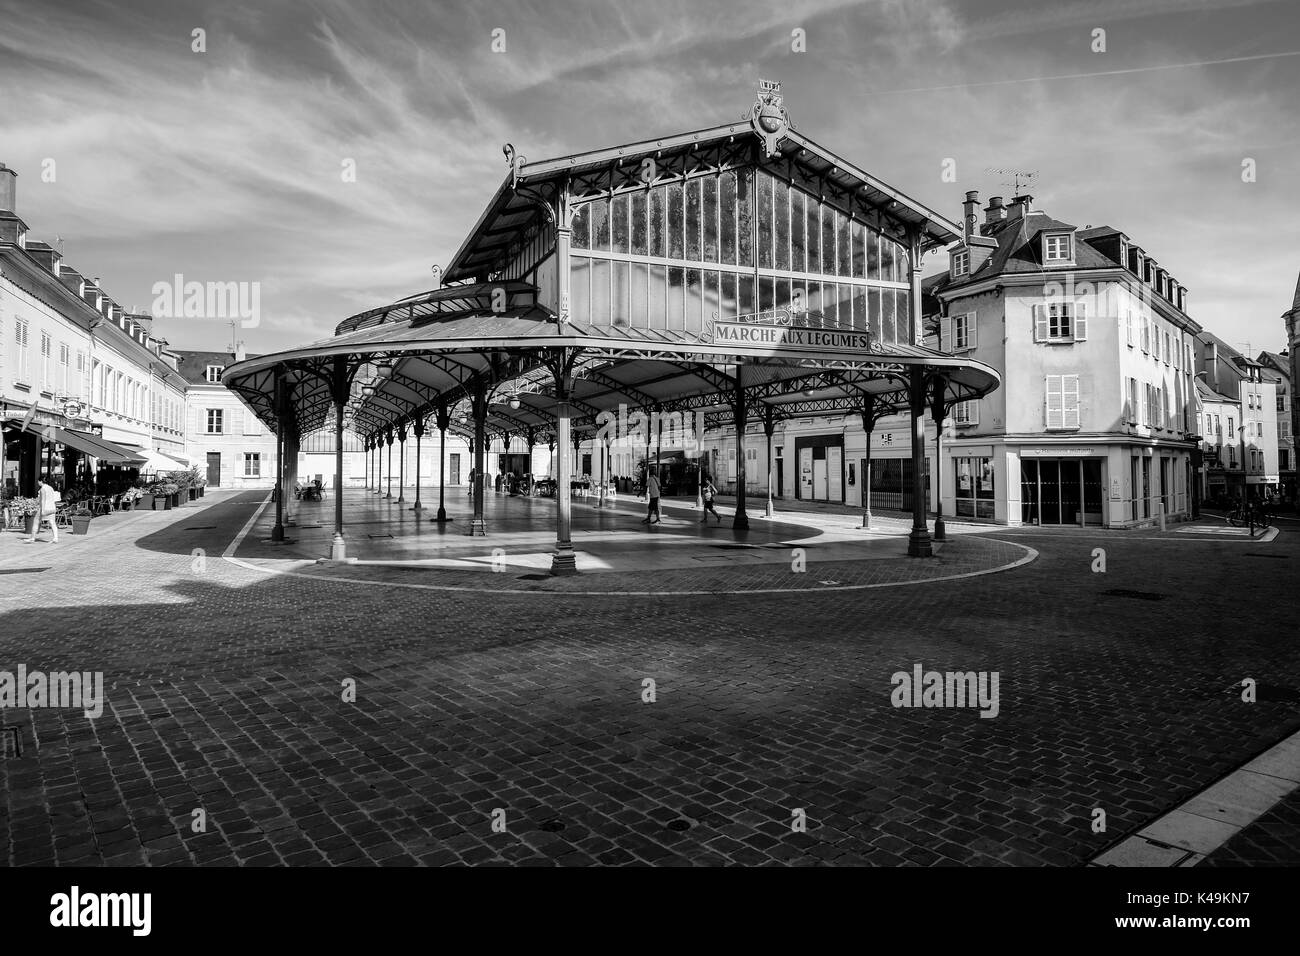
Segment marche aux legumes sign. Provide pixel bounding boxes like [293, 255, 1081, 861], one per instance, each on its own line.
[708, 309, 877, 354]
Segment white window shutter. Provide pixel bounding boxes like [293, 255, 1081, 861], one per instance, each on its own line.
[1046, 375, 1063, 428]
[1073, 301, 1087, 340]
[1064, 375, 1080, 428]
[1033, 304, 1047, 342]
[940, 315, 951, 353]
[969, 400, 979, 425]
[967, 312, 978, 349]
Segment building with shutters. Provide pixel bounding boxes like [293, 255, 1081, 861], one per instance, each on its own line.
[175, 349, 279, 489]
[1256, 349, 1294, 502]
[924, 191, 1202, 527]
[2, 162, 189, 497]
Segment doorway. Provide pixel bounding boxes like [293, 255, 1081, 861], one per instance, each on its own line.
[206, 452, 221, 487]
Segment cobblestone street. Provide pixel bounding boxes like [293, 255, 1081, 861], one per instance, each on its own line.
[1, 489, 1297, 866]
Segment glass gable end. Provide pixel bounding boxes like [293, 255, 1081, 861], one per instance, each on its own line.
[569, 168, 912, 346]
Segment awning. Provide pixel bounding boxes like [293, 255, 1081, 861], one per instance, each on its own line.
[21, 424, 147, 465]
[139, 448, 190, 473]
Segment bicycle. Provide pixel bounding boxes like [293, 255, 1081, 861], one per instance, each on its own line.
[1226, 503, 1246, 527]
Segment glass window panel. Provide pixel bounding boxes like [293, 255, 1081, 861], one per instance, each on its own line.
[649, 187, 666, 258]
[852, 287, 867, 334]
[757, 275, 773, 312]
[702, 176, 719, 262]
[821, 282, 838, 326]
[571, 257, 591, 325]
[631, 191, 648, 256]
[852, 221, 866, 278]
[572, 204, 590, 250]
[738, 273, 755, 315]
[612, 193, 630, 255]
[686, 178, 702, 261]
[737, 171, 753, 267]
[807, 280, 822, 318]
[686, 268, 703, 333]
[896, 242, 910, 281]
[649, 265, 667, 329]
[837, 210, 851, 277]
[806, 193, 820, 274]
[821, 204, 836, 274]
[867, 227, 881, 280]
[612, 260, 631, 326]
[667, 266, 685, 331]
[667, 182, 684, 259]
[775, 277, 791, 314]
[632, 262, 650, 327]
[592, 198, 610, 252]
[868, 287, 882, 341]
[719, 271, 738, 320]
[881, 237, 895, 283]
[774, 180, 790, 272]
[881, 288, 896, 344]
[897, 290, 911, 340]
[592, 257, 611, 323]
[790, 189, 806, 273]
[704, 269, 720, 325]
[720, 172, 737, 265]
[838, 283, 855, 329]
[756, 173, 774, 270]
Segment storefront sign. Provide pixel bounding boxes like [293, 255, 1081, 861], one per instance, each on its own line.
[1020, 448, 1094, 457]
[712, 320, 873, 353]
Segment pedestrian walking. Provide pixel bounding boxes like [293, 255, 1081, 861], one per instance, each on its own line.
[467, 467, 475, 497]
[641, 469, 661, 524]
[700, 474, 721, 524]
[22, 477, 60, 544]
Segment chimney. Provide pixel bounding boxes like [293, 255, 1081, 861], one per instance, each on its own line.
[0, 164, 16, 214]
[235, 342, 247, 362]
[1203, 340, 1219, 392]
[962, 190, 980, 242]
[1007, 194, 1033, 221]
[983, 195, 1006, 227]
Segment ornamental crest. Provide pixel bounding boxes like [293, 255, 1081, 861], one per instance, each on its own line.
[750, 79, 788, 158]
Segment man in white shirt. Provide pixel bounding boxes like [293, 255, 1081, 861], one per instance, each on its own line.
[641, 469, 661, 524]
[23, 478, 60, 543]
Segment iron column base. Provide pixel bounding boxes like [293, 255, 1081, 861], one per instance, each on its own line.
[934, 513, 947, 541]
[330, 533, 347, 561]
[468, 516, 487, 536]
[550, 546, 578, 575]
[907, 529, 933, 557]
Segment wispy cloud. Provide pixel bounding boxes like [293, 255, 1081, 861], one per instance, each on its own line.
[0, 0, 1296, 354]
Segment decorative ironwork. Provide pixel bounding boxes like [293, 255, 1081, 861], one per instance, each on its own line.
[750, 79, 789, 159]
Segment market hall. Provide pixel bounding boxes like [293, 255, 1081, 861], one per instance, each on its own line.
[222, 83, 1000, 575]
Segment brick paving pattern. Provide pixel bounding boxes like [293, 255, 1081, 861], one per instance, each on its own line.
[2, 489, 1298, 866]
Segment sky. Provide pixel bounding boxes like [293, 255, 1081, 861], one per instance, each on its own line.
[1, 0, 1297, 358]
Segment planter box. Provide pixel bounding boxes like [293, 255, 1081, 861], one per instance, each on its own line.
[188, 487, 198, 501]
[153, 495, 171, 511]
[170, 493, 180, 508]
[25, 513, 37, 536]
[71, 515, 93, 535]
[198, 486, 205, 497]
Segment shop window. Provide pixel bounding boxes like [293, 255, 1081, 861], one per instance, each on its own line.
[954, 456, 995, 519]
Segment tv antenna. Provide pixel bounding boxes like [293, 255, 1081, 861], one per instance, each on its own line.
[985, 167, 1040, 195]
[226, 317, 244, 355]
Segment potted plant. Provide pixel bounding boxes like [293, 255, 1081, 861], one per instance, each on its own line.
[151, 482, 178, 510]
[71, 512, 93, 535]
[9, 497, 39, 535]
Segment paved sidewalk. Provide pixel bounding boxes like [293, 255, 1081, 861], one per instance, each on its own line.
[2, 489, 1297, 866]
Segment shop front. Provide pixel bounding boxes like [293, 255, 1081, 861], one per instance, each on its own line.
[1019, 451, 1104, 526]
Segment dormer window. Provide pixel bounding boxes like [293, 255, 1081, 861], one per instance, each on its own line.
[1043, 233, 1072, 263]
[205, 365, 225, 383]
[951, 250, 970, 276]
